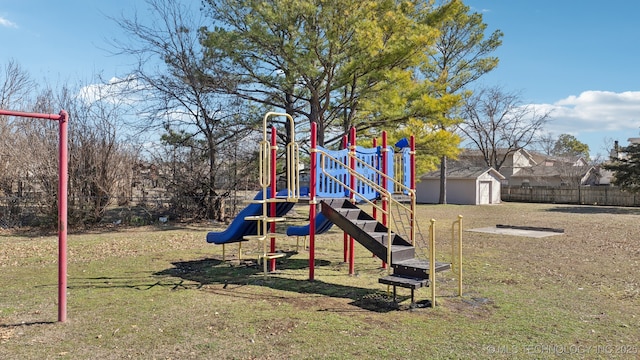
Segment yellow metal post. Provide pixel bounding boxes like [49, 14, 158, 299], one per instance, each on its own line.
[451, 215, 463, 297]
[410, 190, 416, 246]
[263, 220, 268, 277]
[457, 215, 463, 297]
[386, 199, 392, 276]
[429, 219, 436, 307]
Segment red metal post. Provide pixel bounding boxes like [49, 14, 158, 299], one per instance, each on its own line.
[381, 131, 388, 269]
[269, 127, 277, 272]
[58, 110, 68, 322]
[410, 135, 416, 191]
[0, 109, 68, 323]
[309, 122, 317, 280]
[372, 137, 378, 221]
[348, 127, 356, 275]
[342, 134, 348, 263]
[372, 137, 379, 261]
[410, 135, 416, 244]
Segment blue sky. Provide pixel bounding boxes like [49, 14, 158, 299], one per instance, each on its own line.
[2, 1, 640, 159]
[466, 0, 640, 157]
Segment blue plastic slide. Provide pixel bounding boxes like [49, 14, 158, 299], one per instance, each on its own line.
[206, 189, 294, 245]
[286, 212, 334, 237]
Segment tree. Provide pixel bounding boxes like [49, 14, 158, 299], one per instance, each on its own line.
[65, 83, 138, 225]
[200, 0, 443, 146]
[0, 60, 36, 198]
[0, 59, 35, 109]
[534, 132, 557, 156]
[552, 133, 590, 159]
[4, 81, 137, 227]
[389, 117, 460, 175]
[603, 142, 640, 192]
[459, 86, 551, 171]
[111, 0, 258, 220]
[422, 0, 503, 203]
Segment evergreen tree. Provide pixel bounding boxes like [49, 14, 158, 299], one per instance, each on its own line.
[200, 0, 465, 153]
[604, 143, 640, 192]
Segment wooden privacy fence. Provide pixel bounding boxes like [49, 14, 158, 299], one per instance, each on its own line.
[501, 185, 640, 207]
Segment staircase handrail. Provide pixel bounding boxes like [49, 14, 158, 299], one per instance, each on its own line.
[318, 147, 413, 220]
[317, 148, 416, 272]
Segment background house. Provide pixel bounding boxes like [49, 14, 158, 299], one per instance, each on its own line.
[457, 148, 597, 186]
[507, 163, 598, 187]
[457, 148, 535, 183]
[417, 166, 505, 205]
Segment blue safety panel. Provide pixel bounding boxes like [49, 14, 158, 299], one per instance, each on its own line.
[315, 146, 349, 198]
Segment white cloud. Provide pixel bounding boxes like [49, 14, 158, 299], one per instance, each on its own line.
[531, 90, 640, 133]
[78, 75, 145, 104]
[0, 16, 17, 28]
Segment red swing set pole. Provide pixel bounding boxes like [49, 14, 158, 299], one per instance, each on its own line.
[0, 109, 68, 323]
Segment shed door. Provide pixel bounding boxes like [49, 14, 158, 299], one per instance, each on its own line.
[479, 181, 492, 204]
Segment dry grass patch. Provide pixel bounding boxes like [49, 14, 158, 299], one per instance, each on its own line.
[1, 202, 639, 359]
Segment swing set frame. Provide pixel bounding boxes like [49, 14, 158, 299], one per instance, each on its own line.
[0, 108, 69, 323]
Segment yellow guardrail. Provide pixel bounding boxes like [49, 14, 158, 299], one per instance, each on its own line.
[253, 112, 299, 276]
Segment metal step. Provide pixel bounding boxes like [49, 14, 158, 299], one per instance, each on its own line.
[321, 200, 415, 264]
[378, 274, 428, 305]
[379, 274, 429, 289]
[392, 258, 451, 279]
[351, 219, 380, 231]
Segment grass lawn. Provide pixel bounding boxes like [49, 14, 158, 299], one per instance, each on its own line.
[1, 202, 639, 359]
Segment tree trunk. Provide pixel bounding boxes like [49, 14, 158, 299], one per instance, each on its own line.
[439, 155, 447, 204]
[309, 90, 324, 146]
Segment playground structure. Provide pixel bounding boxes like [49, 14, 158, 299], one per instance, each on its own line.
[0, 109, 69, 322]
[207, 112, 463, 306]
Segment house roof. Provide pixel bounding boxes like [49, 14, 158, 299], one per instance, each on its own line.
[457, 148, 538, 167]
[460, 148, 588, 167]
[420, 165, 505, 180]
[510, 164, 595, 179]
[459, 148, 534, 158]
[526, 150, 588, 166]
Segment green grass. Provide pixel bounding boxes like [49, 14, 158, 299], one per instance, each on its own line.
[1, 203, 639, 359]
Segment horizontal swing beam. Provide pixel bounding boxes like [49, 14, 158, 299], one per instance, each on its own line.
[0, 109, 64, 121]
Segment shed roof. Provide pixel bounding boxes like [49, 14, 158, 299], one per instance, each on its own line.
[420, 165, 505, 180]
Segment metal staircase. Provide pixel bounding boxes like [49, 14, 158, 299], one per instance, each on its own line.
[321, 198, 451, 305]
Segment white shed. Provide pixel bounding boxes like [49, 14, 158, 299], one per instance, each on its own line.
[417, 166, 505, 205]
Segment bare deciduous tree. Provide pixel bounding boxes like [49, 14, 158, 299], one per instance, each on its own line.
[459, 86, 551, 171]
[0, 60, 35, 109]
[533, 132, 557, 156]
[0, 60, 36, 198]
[63, 83, 139, 225]
[2, 76, 138, 228]
[110, 0, 258, 220]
